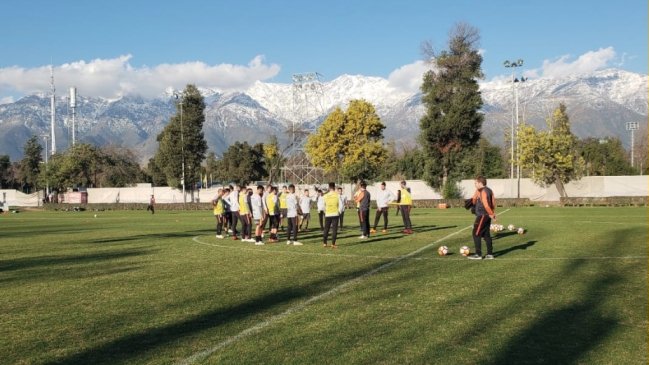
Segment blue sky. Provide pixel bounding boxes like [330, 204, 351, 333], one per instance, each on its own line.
[0, 0, 646, 101]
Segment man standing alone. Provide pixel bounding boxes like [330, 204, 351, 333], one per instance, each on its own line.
[371, 182, 395, 233]
[468, 176, 496, 260]
[354, 182, 371, 239]
[397, 180, 413, 234]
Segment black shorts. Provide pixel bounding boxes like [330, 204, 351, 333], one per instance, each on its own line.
[280, 208, 288, 218]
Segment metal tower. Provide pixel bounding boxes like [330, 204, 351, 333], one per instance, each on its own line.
[282, 72, 325, 185]
[50, 65, 56, 155]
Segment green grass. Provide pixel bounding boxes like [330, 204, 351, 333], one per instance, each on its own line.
[0, 206, 646, 365]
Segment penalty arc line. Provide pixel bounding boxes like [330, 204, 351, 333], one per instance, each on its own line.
[177, 210, 501, 365]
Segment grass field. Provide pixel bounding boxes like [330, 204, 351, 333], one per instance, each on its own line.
[1, 206, 647, 364]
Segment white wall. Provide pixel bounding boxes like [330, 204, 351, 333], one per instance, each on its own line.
[3, 176, 647, 207]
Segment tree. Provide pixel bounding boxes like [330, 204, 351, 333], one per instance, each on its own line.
[18, 136, 43, 192]
[214, 142, 267, 185]
[0, 155, 11, 188]
[305, 99, 387, 182]
[202, 152, 219, 187]
[97, 146, 143, 187]
[578, 137, 636, 176]
[263, 135, 284, 184]
[419, 22, 484, 190]
[518, 103, 585, 197]
[154, 84, 208, 191]
[145, 158, 167, 187]
[453, 138, 507, 180]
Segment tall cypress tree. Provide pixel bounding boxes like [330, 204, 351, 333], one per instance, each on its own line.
[19, 136, 43, 192]
[419, 23, 484, 190]
[154, 84, 208, 191]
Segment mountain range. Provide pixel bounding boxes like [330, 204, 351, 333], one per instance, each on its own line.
[0, 68, 646, 163]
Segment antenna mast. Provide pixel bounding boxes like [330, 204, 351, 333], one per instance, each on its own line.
[50, 65, 57, 155]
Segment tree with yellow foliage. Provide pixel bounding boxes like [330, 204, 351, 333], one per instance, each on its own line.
[305, 99, 387, 182]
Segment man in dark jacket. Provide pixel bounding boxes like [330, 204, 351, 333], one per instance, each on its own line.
[468, 176, 496, 260]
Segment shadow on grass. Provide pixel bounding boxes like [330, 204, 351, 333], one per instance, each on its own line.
[492, 231, 518, 240]
[484, 230, 636, 364]
[0, 249, 155, 273]
[49, 265, 380, 365]
[485, 275, 618, 365]
[494, 241, 537, 257]
[88, 229, 215, 244]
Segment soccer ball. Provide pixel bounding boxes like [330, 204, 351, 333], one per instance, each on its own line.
[507, 224, 515, 231]
[437, 245, 449, 256]
[460, 245, 471, 256]
[517, 227, 525, 235]
[94, 214, 97, 218]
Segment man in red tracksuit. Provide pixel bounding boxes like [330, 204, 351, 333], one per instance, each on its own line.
[468, 176, 496, 260]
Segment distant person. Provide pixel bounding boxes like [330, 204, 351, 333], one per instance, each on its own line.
[298, 189, 313, 231]
[316, 189, 325, 231]
[238, 184, 253, 242]
[279, 185, 288, 231]
[322, 182, 344, 248]
[397, 180, 413, 234]
[147, 194, 155, 214]
[265, 186, 279, 243]
[372, 182, 396, 233]
[251, 185, 265, 245]
[285, 184, 302, 245]
[337, 187, 347, 229]
[354, 182, 371, 239]
[468, 176, 496, 260]
[212, 189, 226, 239]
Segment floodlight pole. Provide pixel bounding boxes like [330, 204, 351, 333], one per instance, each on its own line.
[626, 122, 639, 168]
[41, 134, 50, 196]
[504, 58, 524, 198]
[174, 92, 186, 206]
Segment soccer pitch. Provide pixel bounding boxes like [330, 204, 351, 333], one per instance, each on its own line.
[1, 206, 647, 364]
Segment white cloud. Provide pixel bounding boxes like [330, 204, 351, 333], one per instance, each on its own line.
[0, 55, 281, 99]
[0, 96, 14, 105]
[536, 47, 617, 78]
[387, 60, 432, 94]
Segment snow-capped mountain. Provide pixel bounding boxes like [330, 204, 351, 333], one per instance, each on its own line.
[0, 68, 645, 162]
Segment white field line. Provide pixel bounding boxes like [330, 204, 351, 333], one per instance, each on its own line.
[178, 215, 486, 365]
[192, 237, 647, 262]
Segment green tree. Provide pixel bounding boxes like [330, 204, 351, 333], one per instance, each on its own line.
[419, 23, 484, 190]
[518, 103, 585, 197]
[453, 138, 507, 180]
[0, 155, 11, 188]
[305, 99, 387, 182]
[155, 85, 208, 190]
[203, 152, 219, 187]
[145, 158, 167, 187]
[578, 137, 636, 176]
[263, 135, 284, 183]
[19, 136, 43, 192]
[214, 142, 267, 185]
[97, 146, 143, 187]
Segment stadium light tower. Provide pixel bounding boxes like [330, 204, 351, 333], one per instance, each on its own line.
[504, 59, 525, 198]
[626, 121, 639, 168]
[173, 92, 186, 205]
[41, 134, 50, 196]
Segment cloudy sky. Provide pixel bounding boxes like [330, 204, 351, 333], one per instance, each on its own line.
[0, 0, 646, 102]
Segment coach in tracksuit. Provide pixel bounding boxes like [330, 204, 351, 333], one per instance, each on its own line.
[468, 176, 496, 260]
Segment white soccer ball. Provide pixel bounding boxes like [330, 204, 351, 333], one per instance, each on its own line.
[459, 245, 471, 256]
[517, 227, 525, 235]
[94, 214, 97, 218]
[437, 245, 449, 256]
[507, 224, 515, 231]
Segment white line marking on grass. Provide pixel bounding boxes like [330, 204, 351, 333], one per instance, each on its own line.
[179, 221, 481, 365]
[192, 236, 394, 260]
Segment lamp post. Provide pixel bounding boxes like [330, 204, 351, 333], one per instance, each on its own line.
[174, 92, 186, 205]
[504, 59, 525, 198]
[41, 134, 50, 196]
[626, 121, 639, 168]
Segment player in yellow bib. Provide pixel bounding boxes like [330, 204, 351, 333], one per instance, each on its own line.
[397, 180, 413, 234]
[212, 188, 226, 238]
[323, 182, 345, 248]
